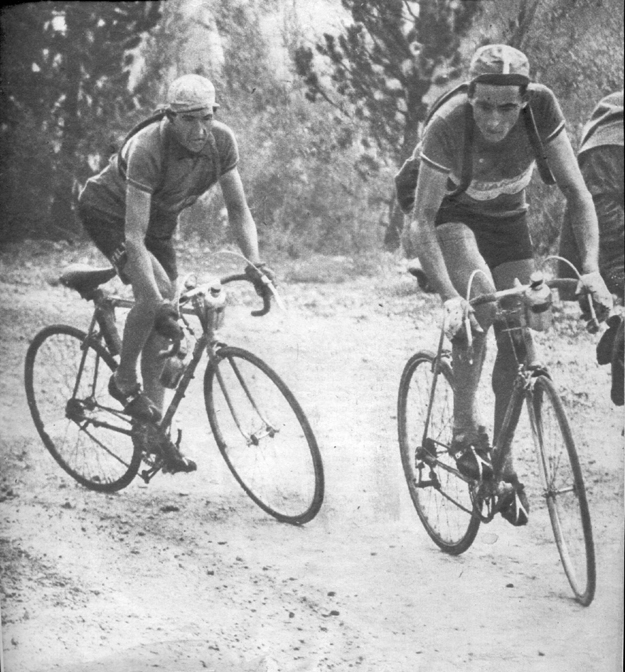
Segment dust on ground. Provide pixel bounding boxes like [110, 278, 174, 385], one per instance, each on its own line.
[1, 241, 623, 672]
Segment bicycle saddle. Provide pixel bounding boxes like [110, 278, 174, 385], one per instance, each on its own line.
[59, 264, 117, 297]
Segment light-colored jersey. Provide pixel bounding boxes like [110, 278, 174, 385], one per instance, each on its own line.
[419, 83, 565, 218]
[80, 117, 238, 238]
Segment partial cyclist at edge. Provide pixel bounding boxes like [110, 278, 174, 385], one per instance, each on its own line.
[77, 74, 275, 472]
[559, 90, 624, 406]
[406, 44, 613, 525]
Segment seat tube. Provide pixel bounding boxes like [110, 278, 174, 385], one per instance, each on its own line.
[95, 295, 122, 356]
[72, 312, 100, 398]
[522, 324, 539, 367]
[422, 329, 447, 444]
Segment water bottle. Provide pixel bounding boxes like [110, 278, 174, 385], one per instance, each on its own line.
[524, 271, 552, 331]
[160, 338, 188, 389]
[204, 282, 226, 332]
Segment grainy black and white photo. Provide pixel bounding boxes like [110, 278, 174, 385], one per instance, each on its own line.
[1, 1, 623, 670]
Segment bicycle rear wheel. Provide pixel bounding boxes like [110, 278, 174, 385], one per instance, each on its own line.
[205, 346, 324, 525]
[529, 375, 596, 605]
[25, 325, 141, 492]
[398, 351, 480, 554]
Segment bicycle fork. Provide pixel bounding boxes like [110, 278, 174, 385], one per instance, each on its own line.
[213, 353, 278, 446]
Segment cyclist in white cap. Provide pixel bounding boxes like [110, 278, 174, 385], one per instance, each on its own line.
[406, 44, 613, 524]
[78, 74, 273, 469]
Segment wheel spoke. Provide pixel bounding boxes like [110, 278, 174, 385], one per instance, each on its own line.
[530, 376, 596, 605]
[25, 326, 141, 492]
[398, 352, 480, 554]
[205, 347, 324, 524]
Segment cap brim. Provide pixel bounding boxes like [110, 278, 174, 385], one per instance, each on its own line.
[169, 103, 220, 113]
[472, 73, 530, 86]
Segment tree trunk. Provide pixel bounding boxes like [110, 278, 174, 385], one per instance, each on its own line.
[49, 6, 83, 239]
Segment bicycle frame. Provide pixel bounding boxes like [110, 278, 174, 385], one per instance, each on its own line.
[98, 277, 265, 453]
[49, 278, 225, 486]
[95, 294, 217, 431]
[489, 318, 543, 481]
[422, 291, 553, 522]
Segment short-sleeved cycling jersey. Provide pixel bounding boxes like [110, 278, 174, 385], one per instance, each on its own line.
[559, 92, 624, 298]
[419, 83, 565, 221]
[79, 117, 238, 239]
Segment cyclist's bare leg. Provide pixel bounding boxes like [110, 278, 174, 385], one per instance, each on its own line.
[140, 328, 172, 413]
[114, 253, 175, 413]
[437, 223, 497, 436]
[491, 258, 535, 478]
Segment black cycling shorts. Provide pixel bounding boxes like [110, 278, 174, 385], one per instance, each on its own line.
[435, 208, 533, 270]
[78, 202, 178, 283]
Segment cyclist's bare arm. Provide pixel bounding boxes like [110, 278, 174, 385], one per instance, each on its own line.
[408, 162, 459, 301]
[124, 184, 163, 303]
[545, 131, 600, 274]
[219, 168, 262, 265]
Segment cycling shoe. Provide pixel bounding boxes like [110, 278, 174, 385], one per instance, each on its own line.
[108, 375, 161, 423]
[451, 428, 493, 481]
[132, 422, 197, 474]
[499, 481, 530, 526]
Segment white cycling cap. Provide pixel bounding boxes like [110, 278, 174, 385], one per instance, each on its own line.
[469, 44, 530, 86]
[167, 74, 219, 113]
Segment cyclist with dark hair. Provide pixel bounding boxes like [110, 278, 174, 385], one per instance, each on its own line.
[78, 74, 273, 468]
[406, 44, 613, 524]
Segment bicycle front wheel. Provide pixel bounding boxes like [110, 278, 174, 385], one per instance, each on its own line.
[24, 325, 141, 492]
[398, 351, 480, 555]
[529, 375, 596, 606]
[205, 347, 324, 525]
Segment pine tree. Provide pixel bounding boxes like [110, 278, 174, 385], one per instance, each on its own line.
[0, 2, 162, 243]
[294, 0, 480, 249]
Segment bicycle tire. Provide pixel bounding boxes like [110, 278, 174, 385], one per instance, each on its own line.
[529, 375, 596, 605]
[398, 351, 480, 554]
[25, 325, 141, 492]
[610, 317, 624, 406]
[204, 346, 324, 525]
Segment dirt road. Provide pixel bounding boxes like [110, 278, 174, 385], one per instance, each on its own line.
[1, 243, 623, 671]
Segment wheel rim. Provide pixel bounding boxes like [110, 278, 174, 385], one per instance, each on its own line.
[399, 354, 479, 552]
[206, 349, 323, 524]
[26, 327, 139, 491]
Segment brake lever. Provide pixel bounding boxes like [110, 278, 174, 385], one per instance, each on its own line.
[586, 301, 600, 334]
[581, 285, 600, 334]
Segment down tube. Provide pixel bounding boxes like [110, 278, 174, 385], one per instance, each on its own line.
[490, 378, 526, 477]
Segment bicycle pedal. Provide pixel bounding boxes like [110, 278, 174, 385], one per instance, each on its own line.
[157, 433, 196, 474]
[416, 444, 436, 465]
[162, 456, 197, 475]
[498, 485, 530, 527]
[139, 463, 163, 483]
[131, 421, 162, 456]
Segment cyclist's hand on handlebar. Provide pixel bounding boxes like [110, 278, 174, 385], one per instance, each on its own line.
[153, 300, 184, 341]
[576, 271, 613, 332]
[443, 297, 483, 343]
[245, 262, 276, 297]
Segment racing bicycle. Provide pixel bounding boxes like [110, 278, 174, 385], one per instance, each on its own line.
[397, 269, 597, 605]
[24, 263, 324, 525]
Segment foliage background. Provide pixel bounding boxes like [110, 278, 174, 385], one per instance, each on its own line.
[0, 0, 623, 266]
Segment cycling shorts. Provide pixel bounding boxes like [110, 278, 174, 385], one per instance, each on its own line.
[78, 202, 178, 283]
[435, 208, 533, 270]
